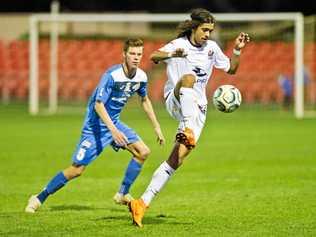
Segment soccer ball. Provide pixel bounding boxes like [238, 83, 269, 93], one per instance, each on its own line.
[212, 85, 242, 113]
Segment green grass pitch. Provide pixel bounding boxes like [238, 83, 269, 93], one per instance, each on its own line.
[1, 103, 316, 236]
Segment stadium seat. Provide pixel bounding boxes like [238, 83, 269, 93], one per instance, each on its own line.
[2, 39, 310, 105]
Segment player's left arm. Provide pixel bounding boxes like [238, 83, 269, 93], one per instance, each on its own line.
[227, 32, 250, 75]
[140, 95, 165, 145]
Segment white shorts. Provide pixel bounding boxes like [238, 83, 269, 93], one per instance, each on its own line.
[165, 90, 207, 142]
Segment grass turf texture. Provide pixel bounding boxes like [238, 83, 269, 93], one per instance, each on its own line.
[1, 103, 316, 236]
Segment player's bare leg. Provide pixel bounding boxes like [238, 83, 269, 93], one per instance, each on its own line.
[63, 164, 86, 180]
[114, 141, 150, 205]
[166, 142, 191, 169]
[129, 143, 190, 227]
[174, 74, 197, 149]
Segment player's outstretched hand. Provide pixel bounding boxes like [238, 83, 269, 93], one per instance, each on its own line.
[154, 127, 165, 145]
[172, 48, 187, 58]
[111, 128, 128, 147]
[234, 32, 250, 50]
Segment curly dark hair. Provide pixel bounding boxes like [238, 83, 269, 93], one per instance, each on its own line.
[177, 8, 215, 38]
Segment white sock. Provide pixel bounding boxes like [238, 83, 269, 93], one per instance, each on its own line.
[179, 87, 197, 129]
[141, 161, 175, 206]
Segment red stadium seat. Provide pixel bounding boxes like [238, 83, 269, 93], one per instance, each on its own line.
[1, 39, 305, 105]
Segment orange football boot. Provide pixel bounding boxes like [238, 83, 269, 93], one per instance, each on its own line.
[175, 127, 196, 150]
[128, 199, 147, 227]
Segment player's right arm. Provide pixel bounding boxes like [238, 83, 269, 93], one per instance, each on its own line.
[94, 72, 128, 146]
[150, 48, 187, 64]
[94, 101, 128, 146]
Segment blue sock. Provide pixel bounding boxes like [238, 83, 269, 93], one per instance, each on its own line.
[37, 189, 49, 203]
[37, 172, 68, 203]
[119, 158, 142, 195]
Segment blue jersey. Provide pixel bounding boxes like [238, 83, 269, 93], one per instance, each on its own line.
[278, 74, 292, 96]
[81, 64, 148, 135]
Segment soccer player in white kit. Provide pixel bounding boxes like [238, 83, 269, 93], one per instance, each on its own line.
[129, 8, 250, 227]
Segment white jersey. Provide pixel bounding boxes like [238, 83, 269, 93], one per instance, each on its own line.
[160, 36, 230, 105]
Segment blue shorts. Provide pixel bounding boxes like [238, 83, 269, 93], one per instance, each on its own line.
[72, 121, 140, 166]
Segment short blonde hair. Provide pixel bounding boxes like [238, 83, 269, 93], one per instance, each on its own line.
[123, 38, 144, 52]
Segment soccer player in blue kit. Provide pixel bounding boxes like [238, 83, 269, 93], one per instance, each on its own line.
[25, 38, 165, 213]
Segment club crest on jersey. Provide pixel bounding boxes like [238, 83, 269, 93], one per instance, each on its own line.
[208, 50, 214, 59]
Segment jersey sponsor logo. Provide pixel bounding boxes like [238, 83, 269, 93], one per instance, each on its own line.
[196, 78, 207, 84]
[131, 83, 140, 91]
[110, 81, 144, 106]
[118, 82, 140, 93]
[123, 82, 131, 92]
[119, 85, 126, 90]
[113, 82, 141, 105]
[193, 67, 208, 84]
[193, 67, 207, 77]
